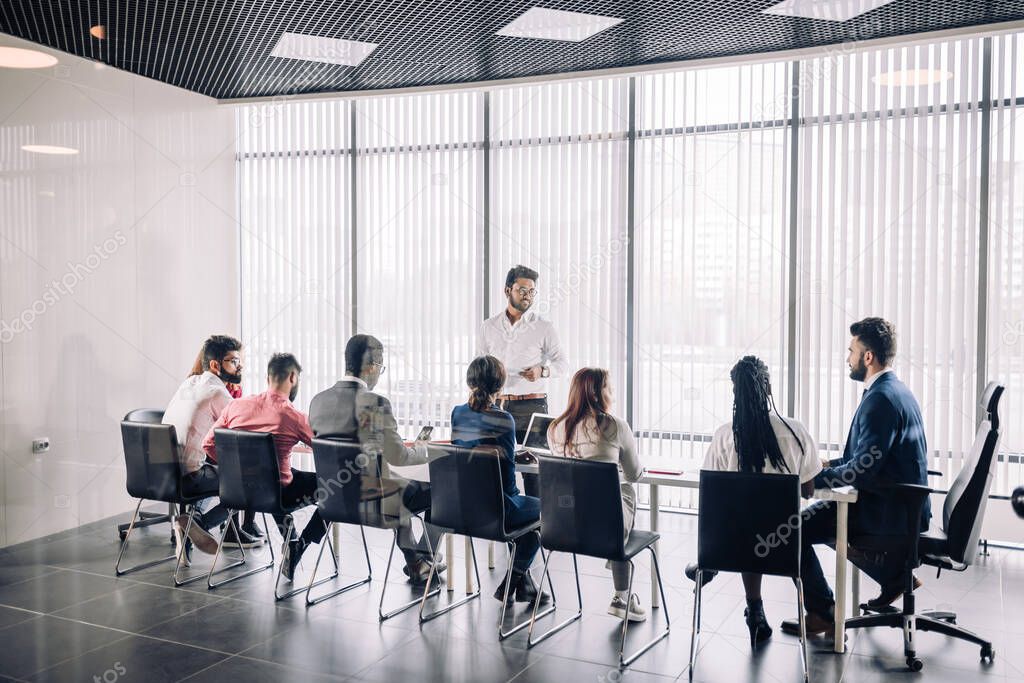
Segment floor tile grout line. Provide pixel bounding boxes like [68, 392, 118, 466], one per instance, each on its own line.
[26, 632, 137, 679]
[174, 653, 237, 683]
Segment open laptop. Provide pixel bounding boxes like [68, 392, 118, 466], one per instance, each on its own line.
[517, 413, 556, 462]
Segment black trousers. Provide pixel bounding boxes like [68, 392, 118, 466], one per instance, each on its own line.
[800, 500, 909, 618]
[274, 469, 327, 546]
[501, 396, 548, 498]
[180, 465, 230, 530]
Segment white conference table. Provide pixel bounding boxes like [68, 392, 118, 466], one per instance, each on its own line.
[302, 449, 860, 653]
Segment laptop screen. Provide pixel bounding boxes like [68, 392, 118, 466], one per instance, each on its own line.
[523, 414, 555, 450]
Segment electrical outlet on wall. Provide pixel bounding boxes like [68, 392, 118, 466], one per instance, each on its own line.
[32, 438, 50, 454]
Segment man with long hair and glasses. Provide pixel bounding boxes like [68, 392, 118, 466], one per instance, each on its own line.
[547, 367, 646, 622]
[780, 318, 930, 638]
[163, 335, 261, 564]
[477, 265, 568, 496]
[687, 356, 821, 647]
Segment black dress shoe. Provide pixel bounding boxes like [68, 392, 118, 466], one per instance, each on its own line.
[780, 611, 833, 637]
[684, 562, 718, 586]
[281, 538, 307, 582]
[494, 572, 519, 604]
[241, 520, 265, 540]
[864, 576, 922, 610]
[515, 571, 550, 605]
[744, 600, 773, 648]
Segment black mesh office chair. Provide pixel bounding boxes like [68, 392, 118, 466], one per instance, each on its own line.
[527, 456, 670, 668]
[845, 382, 1004, 671]
[690, 471, 808, 682]
[419, 444, 556, 639]
[210, 428, 338, 599]
[303, 438, 442, 616]
[116, 409, 177, 544]
[116, 417, 204, 581]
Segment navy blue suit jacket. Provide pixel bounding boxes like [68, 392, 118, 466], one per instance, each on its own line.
[814, 372, 931, 536]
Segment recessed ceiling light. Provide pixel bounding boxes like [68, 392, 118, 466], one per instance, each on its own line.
[0, 46, 58, 69]
[496, 7, 624, 42]
[90, 25, 106, 40]
[22, 144, 79, 155]
[874, 69, 953, 87]
[762, 0, 898, 22]
[270, 32, 377, 67]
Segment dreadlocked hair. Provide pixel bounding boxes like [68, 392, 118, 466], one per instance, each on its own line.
[730, 355, 801, 474]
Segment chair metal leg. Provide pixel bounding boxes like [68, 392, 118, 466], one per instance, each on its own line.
[380, 517, 443, 620]
[619, 548, 671, 668]
[921, 609, 956, 623]
[688, 570, 703, 682]
[172, 506, 214, 586]
[916, 614, 993, 650]
[306, 523, 372, 606]
[419, 533, 481, 623]
[207, 513, 275, 589]
[499, 536, 557, 640]
[797, 578, 810, 683]
[527, 552, 583, 648]
[115, 499, 178, 576]
[276, 518, 339, 601]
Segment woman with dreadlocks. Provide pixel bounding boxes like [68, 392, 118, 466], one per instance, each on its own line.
[686, 355, 821, 647]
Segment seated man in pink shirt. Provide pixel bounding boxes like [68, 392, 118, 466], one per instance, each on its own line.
[202, 352, 326, 581]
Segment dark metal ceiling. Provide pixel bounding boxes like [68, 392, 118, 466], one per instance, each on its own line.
[1, 0, 1022, 100]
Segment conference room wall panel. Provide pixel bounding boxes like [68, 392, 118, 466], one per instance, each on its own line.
[0, 33, 237, 547]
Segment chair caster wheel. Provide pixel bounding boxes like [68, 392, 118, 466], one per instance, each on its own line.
[980, 644, 994, 662]
[906, 657, 923, 672]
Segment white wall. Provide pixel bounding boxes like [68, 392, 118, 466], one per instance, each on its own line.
[0, 33, 238, 547]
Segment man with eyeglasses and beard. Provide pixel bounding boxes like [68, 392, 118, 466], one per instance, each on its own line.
[163, 335, 260, 562]
[477, 265, 568, 496]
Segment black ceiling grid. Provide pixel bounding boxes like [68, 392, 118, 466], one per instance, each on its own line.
[1, 0, 1022, 99]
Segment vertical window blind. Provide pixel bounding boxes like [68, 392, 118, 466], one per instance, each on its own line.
[237, 29, 1024, 501]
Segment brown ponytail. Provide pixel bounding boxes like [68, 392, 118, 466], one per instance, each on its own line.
[467, 355, 506, 412]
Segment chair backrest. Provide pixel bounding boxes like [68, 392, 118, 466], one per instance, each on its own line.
[124, 408, 165, 424]
[213, 428, 284, 513]
[311, 438, 381, 526]
[942, 382, 1004, 565]
[427, 444, 507, 541]
[120, 420, 183, 502]
[536, 455, 625, 558]
[697, 470, 802, 578]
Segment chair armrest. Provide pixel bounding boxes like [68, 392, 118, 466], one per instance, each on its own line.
[927, 469, 942, 477]
[888, 483, 933, 567]
[827, 457, 843, 468]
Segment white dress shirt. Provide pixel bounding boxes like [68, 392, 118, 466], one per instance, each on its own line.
[162, 371, 232, 474]
[863, 367, 894, 392]
[476, 309, 568, 396]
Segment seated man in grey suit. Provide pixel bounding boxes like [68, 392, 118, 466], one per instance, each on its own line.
[308, 334, 445, 584]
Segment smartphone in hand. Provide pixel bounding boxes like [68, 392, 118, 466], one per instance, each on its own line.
[415, 425, 434, 442]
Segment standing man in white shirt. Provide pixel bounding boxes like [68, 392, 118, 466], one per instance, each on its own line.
[477, 265, 568, 496]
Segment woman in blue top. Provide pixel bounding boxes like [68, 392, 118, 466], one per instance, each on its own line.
[451, 355, 549, 606]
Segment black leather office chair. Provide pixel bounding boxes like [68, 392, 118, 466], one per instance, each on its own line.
[211, 428, 338, 599]
[116, 418, 204, 584]
[303, 438, 442, 616]
[419, 444, 555, 638]
[116, 409, 177, 544]
[845, 382, 1004, 671]
[690, 471, 808, 682]
[527, 456, 670, 668]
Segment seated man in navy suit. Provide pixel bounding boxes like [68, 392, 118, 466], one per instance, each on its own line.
[782, 317, 930, 637]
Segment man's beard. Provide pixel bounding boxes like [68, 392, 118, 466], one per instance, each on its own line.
[288, 384, 299, 402]
[511, 298, 532, 312]
[849, 359, 867, 381]
[218, 369, 242, 384]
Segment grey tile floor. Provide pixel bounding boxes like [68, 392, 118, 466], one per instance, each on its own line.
[0, 506, 1021, 682]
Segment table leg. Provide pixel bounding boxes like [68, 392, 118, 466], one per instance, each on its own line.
[835, 501, 849, 654]
[465, 537, 474, 594]
[333, 523, 340, 559]
[447, 534, 455, 593]
[851, 566, 860, 615]
[488, 541, 495, 569]
[650, 484, 660, 609]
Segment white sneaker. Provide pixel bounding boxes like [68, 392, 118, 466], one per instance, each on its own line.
[608, 594, 647, 622]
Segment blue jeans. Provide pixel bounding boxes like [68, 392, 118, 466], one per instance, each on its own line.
[505, 494, 541, 572]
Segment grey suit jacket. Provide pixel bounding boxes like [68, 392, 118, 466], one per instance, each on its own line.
[308, 379, 428, 483]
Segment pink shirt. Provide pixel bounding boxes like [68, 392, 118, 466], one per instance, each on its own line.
[202, 390, 312, 486]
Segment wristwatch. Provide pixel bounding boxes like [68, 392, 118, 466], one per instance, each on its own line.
[540, 366, 550, 378]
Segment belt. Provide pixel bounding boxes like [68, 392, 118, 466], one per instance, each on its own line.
[499, 393, 547, 401]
